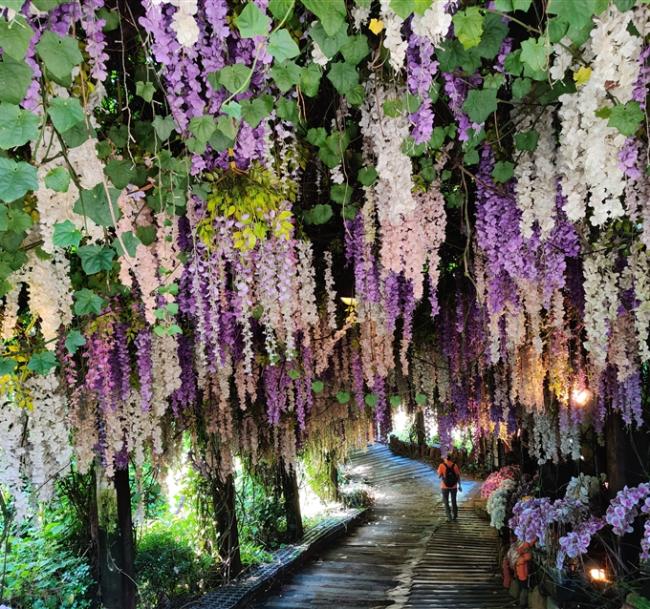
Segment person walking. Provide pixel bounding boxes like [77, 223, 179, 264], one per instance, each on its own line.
[437, 454, 461, 521]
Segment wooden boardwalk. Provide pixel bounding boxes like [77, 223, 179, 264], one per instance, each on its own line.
[245, 444, 514, 609]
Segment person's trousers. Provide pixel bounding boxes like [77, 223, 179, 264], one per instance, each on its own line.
[442, 488, 458, 520]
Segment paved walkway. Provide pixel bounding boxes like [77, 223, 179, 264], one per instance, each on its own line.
[245, 444, 514, 609]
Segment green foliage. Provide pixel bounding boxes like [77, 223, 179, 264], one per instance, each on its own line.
[463, 88, 498, 124]
[607, 101, 644, 136]
[48, 97, 84, 133]
[0, 15, 32, 60]
[36, 32, 83, 84]
[301, 0, 347, 35]
[0, 56, 33, 104]
[268, 29, 300, 62]
[0, 157, 37, 202]
[2, 520, 93, 609]
[73, 183, 121, 227]
[453, 7, 484, 49]
[0, 103, 39, 149]
[77, 244, 116, 275]
[45, 167, 71, 193]
[235, 2, 271, 38]
[27, 350, 58, 374]
[492, 161, 514, 183]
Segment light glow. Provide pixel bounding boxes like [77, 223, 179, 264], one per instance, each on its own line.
[588, 568, 608, 583]
[572, 388, 592, 407]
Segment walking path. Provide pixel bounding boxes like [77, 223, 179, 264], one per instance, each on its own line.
[245, 444, 513, 609]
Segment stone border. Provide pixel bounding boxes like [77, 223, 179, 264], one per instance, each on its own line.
[189, 508, 367, 609]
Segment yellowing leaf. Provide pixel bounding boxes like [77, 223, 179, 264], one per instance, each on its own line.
[573, 66, 592, 87]
[368, 18, 384, 35]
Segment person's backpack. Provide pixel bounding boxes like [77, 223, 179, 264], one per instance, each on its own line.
[443, 462, 458, 487]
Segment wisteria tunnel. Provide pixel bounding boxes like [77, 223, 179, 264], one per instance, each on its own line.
[0, 0, 649, 608]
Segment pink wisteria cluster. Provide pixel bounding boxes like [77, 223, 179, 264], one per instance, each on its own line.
[481, 465, 520, 499]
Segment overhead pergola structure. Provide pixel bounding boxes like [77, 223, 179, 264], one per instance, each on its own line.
[0, 0, 649, 607]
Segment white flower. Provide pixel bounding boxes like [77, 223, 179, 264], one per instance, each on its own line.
[380, 0, 407, 71]
[411, 0, 452, 47]
[171, 9, 200, 48]
[311, 42, 329, 67]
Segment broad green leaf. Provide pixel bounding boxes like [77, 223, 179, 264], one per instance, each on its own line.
[113, 231, 141, 257]
[327, 61, 358, 96]
[241, 95, 274, 128]
[389, 395, 401, 407]
[513, 0, 532, 10]
[45, 167, 70, 192]
[105, 158, 137, 189]
[358, 166, 378, 186]
[52, 220, 82, 248]
[300, 63, 322, 97]
[547, 0, 607, 43]
[269, 0, 294, 19]
[5, 208, 31, 233]
[341, 34, 369, 65]
[0, 1, 24, 12]
[32, 0, 67, 9]
[512, 77, 532, 99]
[308, 21, 348, 58]
[0, 56, 32, 104]
[547, 18, 569, 43]
[301, 0, 347, 36]
[276, 98, 298, 123]
[209, 115, 237, 152]
[268, 28, 300, 62]
[73, 183, 121, 227]
[613, 0, 635, 10]
[287, 368, 301, 380]
[210, 63, 251, 94]
[336, 390, 351, 404]
[307, 203, 333, 224]
[27, 350, 58, 375]
[77, 244, 115, 275]
[73, 288, 106, 315]
[136, 224, 156, 246]
[0, 157, 37, 202]
[135, 80, 155, 102]
[452, 7, 484, 50]
[0, 103, 39, 149]
[504, 49, 523, 75]
[0, 15, 33, 60]
[222, 101, 242, 119]
[270, 60, 303, 92]
[413, 0, 432, 14]
[483, 73, 505, 89]
[311, 379, 324, 393]
[65, 329, 86, 355]
[514, 130, 539, 151]
[415, 393, 427, 405]
[331, 183, 352, 204]
[492, 160, 514, 183]
[235, 2, 271, 38]
[364, 393, 378, 407]
[47, 97, 84, 133]
[306, 127, 327, 147]
[390, 0, 415, 19]
[462, 88, 498, 124]
[189, 115, 216, 143]
[98, 7, 120, 31]
[520, 37, 549, 74]
[346, 84, 365, 106]
[474, 12, 508, 60]
[152, 115, 176, 141]
[0, 358, 17, 376]
[36, 31, 82, 84]
[607, 101, 644, 136]
[494, 0, 512, 9]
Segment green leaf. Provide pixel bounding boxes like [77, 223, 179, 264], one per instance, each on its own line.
[547, 18, 569, 43]
[452, 7, 484, 49]
[0, 103, 39, 149]
[300, 63, 322, 97]
[336, 390, 351, 404]
[135, 80, 155, 102]
[48, 97, 84, 133]
[330, 183, 352, 204]
[73, 183, 121, 227]
[308, 21, 348, 58]
[0, 15, 33, 60]
[327, 61, 358, 96]
[492, 160, 514, 183]
[31, 0, 67, 10]
[520, 37, 549, 74]
[607, 101, 644, 137]
[27, 351, 58, 375]
[613, 0, 635, 10]
[268, 28, 300, 62]
[288, 368, 301, 380]
[73, 288, 106, 315]
[306, 127, 327, 147]
[105, 158, 137, 189]
[0, 358, 17, 376]
[269, 0, 294, 19]
[311, 379, 325, 393]
[346, 84, 365, 106]
[513, 0, 532, 9]
[224, 101, 243, 119]
[98, 7, 120, 31]
[504, 49, 523, 75]
[36, 31, 82, 84]
[44, 167, 70, 193]
[189, 115, 216, 143]
[113, 230, 141, 257]
[0, 56, 32, 104]
[276, 98, 298, 123]
[5, 208, 31, 233]
[483, 73, 505, 89]
[389, 395, 401, 407]
[152, 115, 176, 141]
[415, 393, 427, 405]
[301, 0, 347, 36]
[462, 88, 498, 124]
[235, 2, 271, 38]
[77, 244, 115, 275]
[474, 12, 507, 59]
[511, 77, 532, 99]
[390, 0, 415, 19]
[136, 224, 156, 246]
[0, 157, 37, 202]
[341, 34, 369, 66]
[241, 95, 274, 128]
[209, 116, 237, 152]
[307, 203, 333, 224]
[212, 63, 251, 94]
[547, 0, 607, 43]
[65, 329, 86, 355]
[358, 166, 378, 186]
[270, 60, 303, 93]
[52, 220, 82, 248]
[514, 129, 539, 151]
[364, 393, 378, 407]
[494, 0, 512, 9]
